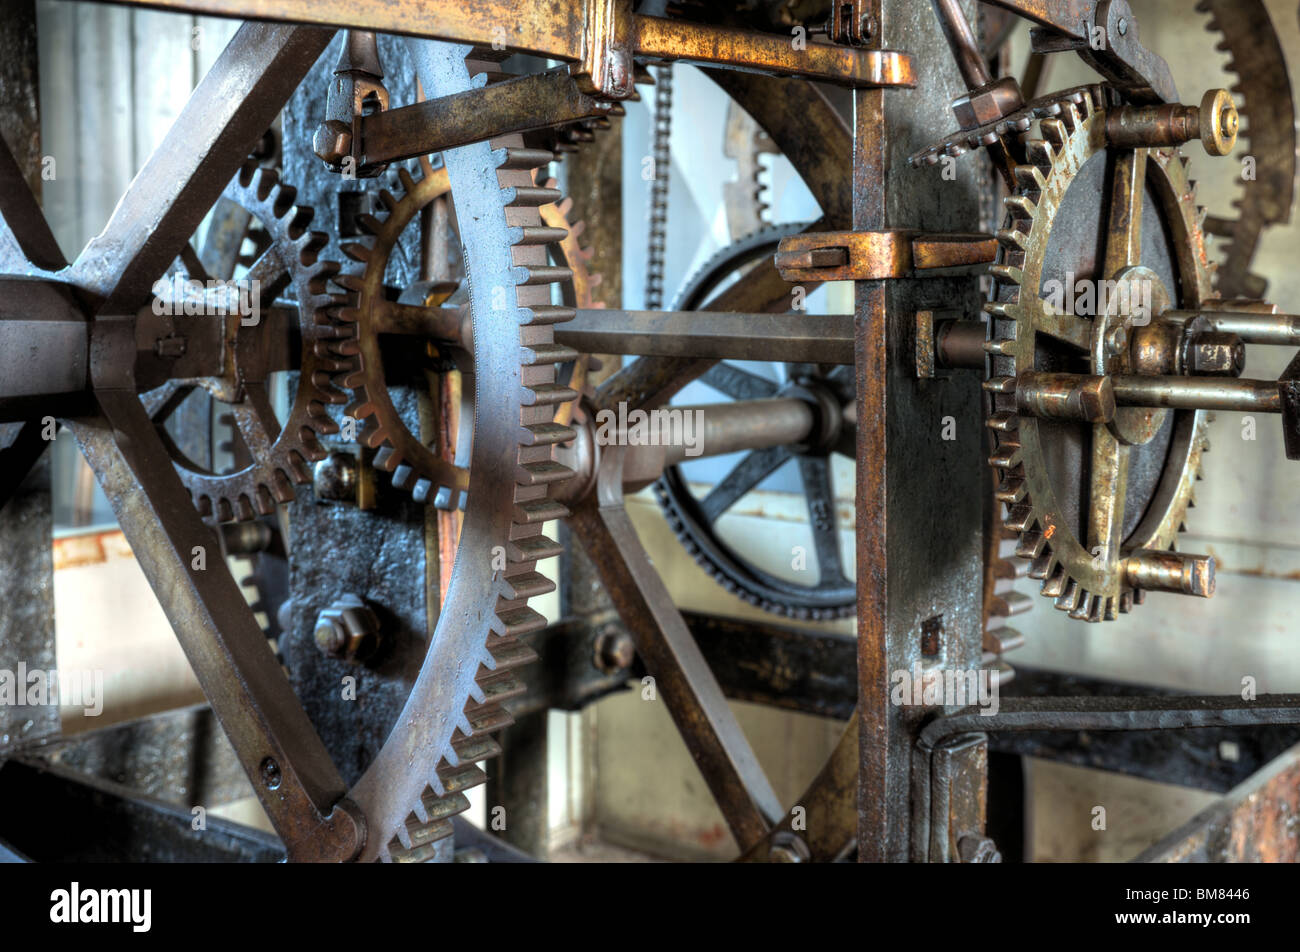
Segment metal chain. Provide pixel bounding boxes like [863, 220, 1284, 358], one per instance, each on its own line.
[645, 64, 673, 309]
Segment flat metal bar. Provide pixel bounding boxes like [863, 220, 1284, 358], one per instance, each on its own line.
[68, 21, 334, 314]
[557, 310, 853, 363]
[70, 392, 360, 861]
[359, 67, 615, 167]
[78, 0, 585, 60]
[567, 484, 783, 849]
[0, 118, 64, 274]
[76, 1, 911, 88]
[920, 694, 1300, 749]
[1136, 742, 1300, 862]
[633, 15, 913, 89]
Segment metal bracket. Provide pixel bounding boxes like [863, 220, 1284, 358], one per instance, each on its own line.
[575, 0, 635, 99]
[775, 230, 996, 283]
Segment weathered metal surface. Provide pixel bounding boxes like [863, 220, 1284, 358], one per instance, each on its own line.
[567, 476, 782, 849]
[0, 1, 59, 755]
[557, 310, 854, 364]
[775, 230, 995, 283]
[683, 612, 855, 721]
[921, 693, 1300, 748]
[992, 667, 1300, 793]
[1137, 742, 1300, 863]
[359, 67, 616, 169]
[79, 0, 914, 88]
[71, 394, 362, 862]
[24, 705, 254, 808]
[0, 760, 284, 862]
[856, 0, 987, 863]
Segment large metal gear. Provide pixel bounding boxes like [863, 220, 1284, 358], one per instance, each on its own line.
[147, 161, 350, 523]
[1198, 0, 1297, 299]
[331, 42, 579, 861]
[985, 85, 1213, 621]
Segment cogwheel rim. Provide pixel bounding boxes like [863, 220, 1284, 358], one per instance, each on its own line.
[342, 44, 577, 862]
[152, 161, 350, 524]
[1197, 0, 1297, 299]
[984, 87, 1212, 622]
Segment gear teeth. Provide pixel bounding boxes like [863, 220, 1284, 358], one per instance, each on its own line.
[515, 225, 569, 245]
[1004, 196, 1037, 222]
[1004, 504, 1034, 533]
[501, 570, 555, 601]
[495, 146, 554, 171]
[989, 446, 1021, 470]
[521, 422, 576, 446]
[1054, 578, 1081, 612]
[1016, 529, 1047, 560]
[1041, 563, 1068, 596]
[520, 305, 576, 326]
[508, 534, 564, 563]
[1040, 117, 1068, 149]
[994, 477, 1026, 505]
[514, 498, 569, 524]
[509, 185, 563, 207]
[521, 342, 580, 365]
[522, 384, 579, 409]
[515, 264, 572, 286]
[517, 459, 574, 486]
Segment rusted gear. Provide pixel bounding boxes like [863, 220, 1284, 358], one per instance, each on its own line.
[148, 161, 349, 523]
[985, 86, 1213, 622]
[1198, 0, 1296, 299]
[334, 170, 595, 498]
[908, 85, 1100, 169]
[329, 44, 578, 861]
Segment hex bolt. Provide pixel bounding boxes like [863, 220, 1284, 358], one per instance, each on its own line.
[1188, 332, 1245, 377]
[958, 835, 1002, 863]
[314, 594, 383, 662]
[768, 831, 810, 863]
[593, 626, 636, 674]
[313, 118, 353, 167]
[260, 757, 282, 791]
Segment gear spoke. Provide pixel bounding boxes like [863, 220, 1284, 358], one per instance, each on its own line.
[1087, 425, 1129, 573]
[700, 363, 779, 401]
[68, 23, 333, 313]
[1036, 311, 1093, 350]
[0, 128, 64, 274]
[797, 455, 848, 588]
[1104, 148, 1147, 275]
[700, 444, 788, 524]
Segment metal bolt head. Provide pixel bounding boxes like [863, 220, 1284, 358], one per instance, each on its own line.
[593, 627, 636, 674]
[314, 617, 349, 658]
[1189, 332, 1245, 377]
[313, 119, 353, 166]
[260, 757, 282, 790]
[958, 835, 1002, 863]
[768, 831, 810, 863]
[1199, 89, 1238, 156]
[313, 451, 358, 503]
[313, 594, 382, 662]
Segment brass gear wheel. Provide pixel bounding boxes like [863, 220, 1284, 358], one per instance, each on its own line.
[985, 86, 1213, 621]
[147, 161, 350, 524]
